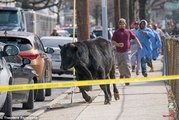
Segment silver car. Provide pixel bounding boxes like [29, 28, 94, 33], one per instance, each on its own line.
[41, 36, 77, 75]
[5, 55, 37, 110]
[0, 43, 19, 118]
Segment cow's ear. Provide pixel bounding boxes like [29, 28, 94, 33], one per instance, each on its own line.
[58, 45, 62, 49]
[70, 43, 78, 51]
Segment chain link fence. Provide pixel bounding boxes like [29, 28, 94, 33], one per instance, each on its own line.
[164, 37, 179, 119]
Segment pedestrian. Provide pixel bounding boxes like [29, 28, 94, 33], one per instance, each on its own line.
[50, 28, 59, 36]
[162, 28, 170, 38]
[152, 24, 165, 54]
[151, 24, 162, 60]
[131, 21, 141, 75]
[153, 24, 165, 40]
[146, 24, 162, 72]
[112, 18, 142, 85]
[136, 20, 155, 77]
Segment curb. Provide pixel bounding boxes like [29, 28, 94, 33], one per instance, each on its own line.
[26, 88, 74, 119]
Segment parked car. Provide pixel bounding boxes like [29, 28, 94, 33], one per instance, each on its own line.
[0, 31, 54, 101]
[56, 30, 70, 37]
[63, 27, 96, 39]
[0, 43, 19, 118]
[92, 28, 113, 40]
[5, 54, 37, 109]
[63, 27, 77, 36]
[41, 36, 77, 75]
[69, 33, 96, 39]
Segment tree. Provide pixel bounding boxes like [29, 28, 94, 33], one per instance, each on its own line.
[114, 0, 120, 30]
[120, 0, 130, 28]
[129, 0, 140, 26]
[0, 0, 58, 10]
[49, 0, 65, 24]
[139, 0, 147, 20]
[89, 0, 114, 27]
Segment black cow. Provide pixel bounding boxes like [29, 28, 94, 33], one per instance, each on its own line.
[59, 37, 119, 104]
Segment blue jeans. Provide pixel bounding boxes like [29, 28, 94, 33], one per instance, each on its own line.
[141, 56, 147, 74]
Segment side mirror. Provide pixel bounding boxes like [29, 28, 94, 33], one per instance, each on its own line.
[46, 47, 54, 54]
[3, 45, 19, 57]
[21, 58, 31, 67]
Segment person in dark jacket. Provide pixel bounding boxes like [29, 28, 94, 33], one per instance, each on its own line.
[50, 28, 59, 36]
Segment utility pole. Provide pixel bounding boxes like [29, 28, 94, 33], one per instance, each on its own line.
[76, 0, 90, 41]
[114, 0, 121, 30]
[101, 0, 108, 40]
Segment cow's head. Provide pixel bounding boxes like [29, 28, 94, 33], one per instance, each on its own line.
[59, 43, 78, 70]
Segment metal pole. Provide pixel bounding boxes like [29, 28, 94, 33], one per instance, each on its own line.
[102, 0, 108, 40]
[71, 0, 76, 104]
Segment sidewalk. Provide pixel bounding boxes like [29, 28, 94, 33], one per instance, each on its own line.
[32, 56, 171, 120]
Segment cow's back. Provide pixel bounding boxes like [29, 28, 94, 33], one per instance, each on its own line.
[86, 37, 115, 78]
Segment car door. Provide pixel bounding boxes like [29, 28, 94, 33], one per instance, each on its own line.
[0, 57, 10, 109]
[5, 56, 32, 102]
[34, 36, 51, 82]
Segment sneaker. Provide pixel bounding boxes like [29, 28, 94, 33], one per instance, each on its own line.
[125, 83, 130, 86]
[143, 73, 148, 77]
[136, 71, 139, 75]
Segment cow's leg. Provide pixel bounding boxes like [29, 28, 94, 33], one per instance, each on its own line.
[100, 85, 111, 104]
[98, 67, 111, 104]
[75, 66, 93, 103]
[106, 75, 112, 101]
[107, 84, 112, 101]
[113, 84, 120, 100]
[79, 86, 92, 103]
[110, 65, 120, 100]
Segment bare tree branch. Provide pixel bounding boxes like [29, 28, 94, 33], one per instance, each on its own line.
[0, 0, 15, 3]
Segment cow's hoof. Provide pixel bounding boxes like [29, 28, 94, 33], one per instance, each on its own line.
[104, 99, 111, 105]
[114, 93, 120, 100]
[109, 97, 112, 101]
[85, 97, 92, 103]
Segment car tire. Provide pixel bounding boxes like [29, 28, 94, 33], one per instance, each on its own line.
[1, 92, 12, 117]
[22, 90, 34, 109]
[35, 89, 45, 101]
[35, 72, 46, 101]
[45, 88, 51, 96]
[45, 75, 52, 96]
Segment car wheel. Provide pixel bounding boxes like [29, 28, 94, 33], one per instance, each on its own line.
[45, 75, 52, 96]
[35, 89, 45, 101]
[35, 72, 46, 101]
[22, 90, 34, 109]
[45, 88, 51, 96]
[1, 92, 12, 117]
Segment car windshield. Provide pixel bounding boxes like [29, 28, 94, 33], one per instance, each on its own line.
[0, 10, 19, 26]
[64, 28, 77, 35]
[41, 38, 74, 47]
[93, 30, 112, 39]
[0, 37, 32, 51]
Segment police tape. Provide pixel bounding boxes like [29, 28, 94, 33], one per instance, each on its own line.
[0, 75, 179, 92]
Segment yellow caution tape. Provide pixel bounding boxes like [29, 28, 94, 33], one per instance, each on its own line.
[0, 75, 179, 92]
